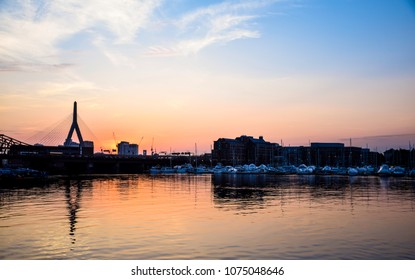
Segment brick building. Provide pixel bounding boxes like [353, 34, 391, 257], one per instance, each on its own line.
[212, 135, 279, 165]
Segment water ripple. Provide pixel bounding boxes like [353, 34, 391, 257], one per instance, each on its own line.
[1, 174, 415, 259]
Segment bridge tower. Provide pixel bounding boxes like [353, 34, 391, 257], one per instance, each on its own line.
[64, 101, 84, 147]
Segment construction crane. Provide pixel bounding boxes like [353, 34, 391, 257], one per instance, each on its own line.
[138, 136, 143, 154]
[112, 132, 117, 154]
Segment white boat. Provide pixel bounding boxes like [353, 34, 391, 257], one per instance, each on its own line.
[225, 166, 237, 173]
[149, 166, 161, 174]
[174, 165, 188, 173]
[357, 167, 367, 175]
[297, 164, 314, 175]
[267, 166, 285, 174]
[247, 164, 259, 173]
[365, 166, 375, 175]
[282, 165, 297, 174]
[160, 167, 175, 174]
[212, 164, 226, 174]
[193, 165, 209, 174]
[322, 166, 332, 174]
[307, 165, 316, 174]
[377, 164, 391, 176]
[258, 164, 269, 173]
[297, 164, 308, 174]
[348, 167, 358, 176]
[391, 166, 405, 177]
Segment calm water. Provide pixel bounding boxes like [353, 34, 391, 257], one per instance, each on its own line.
[1, 174, 414, 259]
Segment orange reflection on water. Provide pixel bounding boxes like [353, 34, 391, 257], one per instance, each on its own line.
[1, 174, 415, 259]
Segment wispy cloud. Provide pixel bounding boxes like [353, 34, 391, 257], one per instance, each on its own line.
[0, 62, 75, 72]
[92, 35, 137, 68]
[0, 0, 285, 68]
[147, 0, 281, 56]
[0, 0, 161, 71]
[37, 80, 100, 97]
[340, 134, 415, 141]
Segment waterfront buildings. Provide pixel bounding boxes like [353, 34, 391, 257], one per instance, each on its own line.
[282, 143, 381, 167]
[384, 148, 415, 168]
[212, 136, 385, 167]
[117, 141, 138, 156]
[212, 135, 279, 165]
[313, 143, 380, 167]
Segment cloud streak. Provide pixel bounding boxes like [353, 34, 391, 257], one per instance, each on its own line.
[0, 0, 284, 68]
[0, 0, 161, 71]
[147, 0, 280, 56]
[340, 134, 415, 141]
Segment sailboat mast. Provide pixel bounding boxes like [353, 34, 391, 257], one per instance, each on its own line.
[195, 143, 198, 168]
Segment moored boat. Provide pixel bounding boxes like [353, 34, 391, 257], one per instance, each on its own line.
[149, 166, 161, 174]
[390, 166, 406, 177]
[377, 164, 391, 176]
[0, 167, 48, 182]
[160, 167, 175, 174]
[348, 167, 358, 176]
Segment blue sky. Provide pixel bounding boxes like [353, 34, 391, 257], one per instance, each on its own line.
[1, 0, 414, 152]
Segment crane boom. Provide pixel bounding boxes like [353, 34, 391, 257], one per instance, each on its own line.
[113, 132, 117, 154]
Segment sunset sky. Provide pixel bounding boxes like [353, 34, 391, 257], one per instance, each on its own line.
[1, 0, 414, 153]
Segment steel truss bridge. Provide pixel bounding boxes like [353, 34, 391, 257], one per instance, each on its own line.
[0, 134, 30, 154]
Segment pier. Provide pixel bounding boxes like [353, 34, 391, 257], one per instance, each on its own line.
[1, 153, 206, 175]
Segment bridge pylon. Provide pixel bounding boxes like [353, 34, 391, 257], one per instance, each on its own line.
[64, 101, 84, 147]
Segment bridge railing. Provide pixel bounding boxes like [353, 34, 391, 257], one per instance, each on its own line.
[0, 134, 30, 154]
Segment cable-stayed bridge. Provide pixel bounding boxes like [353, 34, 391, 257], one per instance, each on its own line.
[24, 101, 100, 149]
[0, 102, 195, 173]
[1, 101, 100, 157]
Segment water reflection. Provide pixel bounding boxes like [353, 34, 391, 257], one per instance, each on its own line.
[0, 181, 56, 207]
[65, 180, 83, 245]
[212, 174, 415, 213]
[1, 174, 415, 259]
[213, 174, 268, 188]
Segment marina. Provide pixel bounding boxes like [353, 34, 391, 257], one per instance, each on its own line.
[2, 163, 414, 183]
[147, 163, 415, 177]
